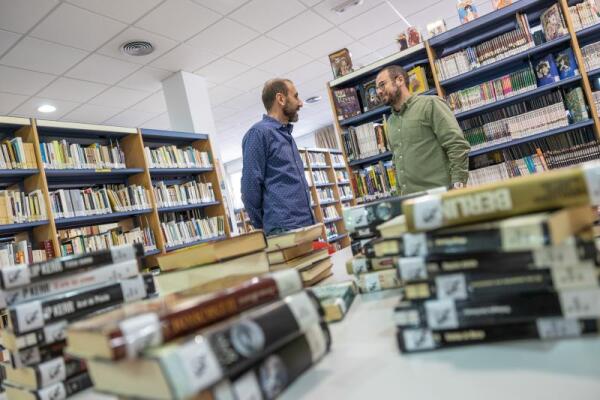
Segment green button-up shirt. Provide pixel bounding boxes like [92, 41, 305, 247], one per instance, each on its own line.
[387, 94, 470, 195]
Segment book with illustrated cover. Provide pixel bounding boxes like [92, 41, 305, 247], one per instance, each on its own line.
[407, 27, 421, 47]
[555, 48, 579, 79]
[427, 20, 447, 38]
[534, 54, 560, 86]
[492, 0, 512, 10]
[408, 66, 429, 95]
[457, 0, 479, 24]
[332, 88, 362, 121]
[540, 4, 568, 41]
[565, 86, 589, 122]
[360, 78, 383, 112]
[329, 48, 353, 79]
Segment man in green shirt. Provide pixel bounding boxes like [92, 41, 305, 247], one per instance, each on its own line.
[375, 65, 470, 195]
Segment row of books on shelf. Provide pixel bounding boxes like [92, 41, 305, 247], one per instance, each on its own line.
[338, 185, 353, 199]
[342, 121, 388, 161]
[325, 223, 339, 240]
[0, 237, 53, 266]
[330, 153, 345, 166]
[335, 169, 349, 182]
[0, 137, 36, 169]
[144, 145, 211, 169]
[351, 161, 398, 201]
[0, 189, 46, 225]
[160, 212, 225, 248]
[304, 152, 327, 166]
[343, 163, 600, 352]
[332, 66, 430, 121]
[48, 184, 150, 219]
[568, 0, 600, 32]
[153, 180, 215, 208]
[317, 187, 335, 202]
[581, 39, 600, 71]
[40, 140, 126, 170]
[322, 205, 339, 220]
[435, 13, 533, 81]
[312, 170, 330, 185]
[59, 220, 157, 257]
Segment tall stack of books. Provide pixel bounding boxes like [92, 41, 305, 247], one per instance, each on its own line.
[0, 243, 156, 398]
[65, 270, 331, 399]
[154, 231, 270, 295]
[266, 224, 333, 287]
[392, 163, 600, 353]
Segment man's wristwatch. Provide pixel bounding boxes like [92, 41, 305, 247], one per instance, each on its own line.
[452, 182, 465, 190]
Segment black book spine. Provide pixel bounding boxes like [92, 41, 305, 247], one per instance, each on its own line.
[218, 322, 331, 400]
[11, 340, 66, 368]
[0, 243, 144, 289]
[8, 274, 155, 335]
[397, 318, 600, 353]
[343, 193, 424, 233]
[32, 357, 86, 389]
[63, 372, 93, 397]
[394, 288, 600, 330]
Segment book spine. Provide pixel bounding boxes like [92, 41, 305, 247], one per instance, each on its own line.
[8, 274, 155, 335]
[1, 319, 67, 351]
[403, 163, 600, 232]
[32, 357, 86, 389]
[10, 340, 66, 368]
[397, 318, 600, 353]
[357, 269, 401, 293]
[153, 291, 322, 398]
[0, 259, 140, 308]
[0, 243, 144, 289]
[202, 322, 330, 400]
[402, 266, 599, 301]
[109, 270, 303, 360]
[394, 288, 600, 330]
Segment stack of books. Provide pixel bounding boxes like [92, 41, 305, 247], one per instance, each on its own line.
[266, 224, 333, 287]
[392, 162, 600, 353]
[145, 145, 211, 169]
[65, 270, 330, 399]
[0, 137, 36, 169]
[0, 243, 156, 399]
[311, 280, 358, 322]
[58, 220, 157, 257]
[40, 140, 126, 170]
[154, 231, 270, 294]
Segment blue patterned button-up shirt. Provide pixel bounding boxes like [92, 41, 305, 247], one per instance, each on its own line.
[241, 115, 315, 235]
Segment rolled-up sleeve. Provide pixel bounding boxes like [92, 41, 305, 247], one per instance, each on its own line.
[241, 128, 267, 229]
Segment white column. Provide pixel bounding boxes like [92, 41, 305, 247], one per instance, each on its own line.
[162, 71, 238, 234]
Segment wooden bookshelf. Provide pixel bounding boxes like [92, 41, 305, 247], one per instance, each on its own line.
[0, 118, 231, 268]
[327, 0, 600, 202]
[234, 208, 253, 234]
[300, 148, 351, 251]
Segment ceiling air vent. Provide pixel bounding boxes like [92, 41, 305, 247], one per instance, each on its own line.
[121, 41, 154, 57]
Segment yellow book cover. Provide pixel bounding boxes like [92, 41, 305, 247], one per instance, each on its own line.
[408, 66, 428, 95]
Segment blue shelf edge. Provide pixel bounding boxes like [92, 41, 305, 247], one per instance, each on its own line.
[149, 167, 213, 175]
[157, 201, 220, 213]
[348, 151, 393, 167]
[324, 217, 342, 224]
[439, 35, 571, 87]
[455, 75, 582, 119]
[339, 106, 390, 127]
[319, 200, 338, 206]
[165, 235, 227, 252]
[327, 233, 348, 243]
[314, 182, 335, 188]
[576, 23, 600, 40]
[586, 67, 600, 77]
[55, 209, 152, 227]
[144, 248, 161, 257]
[45, 168, 144, 177]
[141, 128, 209, 141]
[310, 164, 328, 169]
[469, 120, 594, 157]
[0, 220, 48, 233]
[0, 169, 38, 178]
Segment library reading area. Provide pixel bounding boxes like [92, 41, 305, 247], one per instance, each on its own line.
[0, 0, 599, 399]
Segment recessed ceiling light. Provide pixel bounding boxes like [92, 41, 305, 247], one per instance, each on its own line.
[38, 104, 56, 113]
[305, 96, 321, 104]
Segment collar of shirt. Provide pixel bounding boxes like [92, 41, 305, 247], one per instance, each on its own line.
[391, 94, 417, 116]
[262, 114, 294, 135]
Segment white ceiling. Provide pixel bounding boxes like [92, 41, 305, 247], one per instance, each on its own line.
[0, 0, 492, 162]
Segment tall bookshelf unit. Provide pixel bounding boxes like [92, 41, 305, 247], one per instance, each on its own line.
[0, 118, 230, 269]
[327, 0, 600, 203]
[300, 148, 351, 250]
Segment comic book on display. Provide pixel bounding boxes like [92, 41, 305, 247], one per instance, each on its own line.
[427, 20, 447, 38]
[457, 0, 479, 24]
[329, 48, 353, 79]
[359, 78, 384, 112]
[540, 4, 569, 41]
[492, 0, 512, 10]
[332, 88, 362, 120]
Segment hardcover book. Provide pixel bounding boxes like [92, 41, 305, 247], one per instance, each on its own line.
[555, 48, 579, 79]
[426, 20, 447, 38]
[408, 66, 429, 95]
[267, 241, 314, 265]
[540, 4, 569, 41]
[332, 88, 362, 121]
[534, 54, 560, 86]
[565, 86, 589, 122]
[407, 27, 421, 47]
[266, 223, 324, 252]
[329, 48, 353, 79]
[311, 281, 357, 322]
[360, 78, 384, 112]
[457, 0, 479, 24]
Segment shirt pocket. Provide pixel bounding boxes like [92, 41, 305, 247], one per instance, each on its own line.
[401, 119, 426, 144]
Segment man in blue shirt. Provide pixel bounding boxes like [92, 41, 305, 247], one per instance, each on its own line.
[241, 79, 315, 235]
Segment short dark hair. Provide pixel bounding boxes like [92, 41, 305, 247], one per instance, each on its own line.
[378, 65, 409, 89]
[262, 79, 292, 111]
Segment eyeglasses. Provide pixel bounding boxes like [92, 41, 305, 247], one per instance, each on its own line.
[376, 80, 390, 90]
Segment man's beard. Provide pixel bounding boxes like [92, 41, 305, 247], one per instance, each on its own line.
[383, 85, 402, 106]
[283, 102, 299, 122]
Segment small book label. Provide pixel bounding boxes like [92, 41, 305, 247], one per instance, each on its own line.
[559, 289, 600, 318]
[402, 328, 436, 351]
[110, 245, 137, 263]
[305, 324, 327, 362]
[425, 299, 459, 329]
[232, 371, 262, 400]
[38, 382, 67, 400]
[435, 274, 468, 300]
[536, 318, 581, 339]
[394, 309, 420, 326]
[272, 270, 303, 298]
[582, 162, 600, 205]
[1, 264, 30, 289]
[351, 258, 368, 274]
[176, 335, 223, 394]
[551, 265, 598, 290]
[120, 276, 147, 302]
[500, 223, 545, 251]
[38, 357, 67, 387]
[398, 257, 427, 281]
[346, 207, 368, 231]
[119, 313, 163, 358]
[43, 320, 68, 345]
[363, 272, 381, 292]
[411, 195, 443, 230]
[533, 242, 580, 268]
[403, 233, 427, 256]
[15, 300, 44, 332]
[285, 292, 320, 331]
